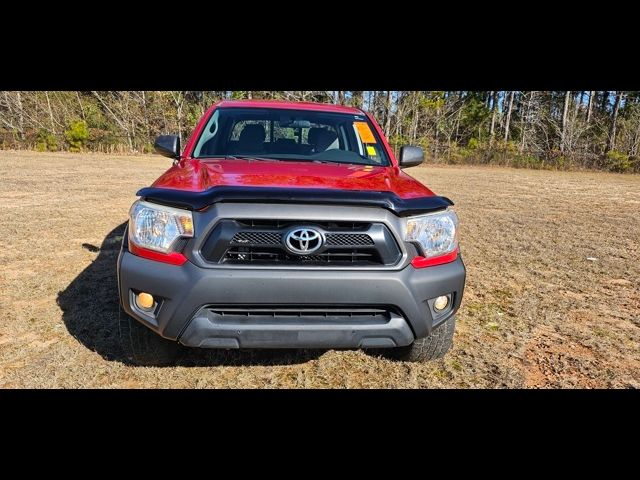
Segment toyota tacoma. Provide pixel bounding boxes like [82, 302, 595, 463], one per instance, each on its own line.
[118, 100, 466, 365]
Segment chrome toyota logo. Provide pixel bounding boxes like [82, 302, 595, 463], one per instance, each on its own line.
[285, 228, 323, 254]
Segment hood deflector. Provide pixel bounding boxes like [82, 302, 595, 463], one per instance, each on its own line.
[136, 186, 453, 217]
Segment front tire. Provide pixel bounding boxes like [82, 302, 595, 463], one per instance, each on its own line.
[119, 308, 182, 366]
[386, 315, 456, 362]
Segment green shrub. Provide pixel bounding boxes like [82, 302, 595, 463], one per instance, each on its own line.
[604, 150, 632, 173]
[389, 134, 410, 148]
[467, 137, 481, 150]
[83, 103, 108, 129]
[505, 141, 519, 154]
[512, 154, 545, 169]
[64, 120, 89, 152]
[416, 137, 429, 151]
[36, 129, 58, 152]
[447, 143, 468, 165]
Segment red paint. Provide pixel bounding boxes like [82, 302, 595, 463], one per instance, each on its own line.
[129, 243, 188, 266]
[159, 100, 436, 199]
[152, 158, 434, 198]
[410, 248, 459, 269]
[210, 99, 364, 115]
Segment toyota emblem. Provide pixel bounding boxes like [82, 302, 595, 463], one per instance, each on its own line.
[285, 228, 323, 254]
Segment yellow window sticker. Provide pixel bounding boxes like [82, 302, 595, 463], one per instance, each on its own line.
[366, 145, 377, 156]
[354, 121, 377, 144]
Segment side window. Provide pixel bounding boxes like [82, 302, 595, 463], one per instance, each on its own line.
[272, 124, 296, 142]
[193, 109, 220, 157]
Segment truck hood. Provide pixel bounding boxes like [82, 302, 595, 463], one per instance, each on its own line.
[151, 158, 435, 199]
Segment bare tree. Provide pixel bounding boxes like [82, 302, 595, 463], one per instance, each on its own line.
[605, 91, 623, 153]
[520, 91, 535, 153]
[384, 91, 393, 136]
[630, 114, 640, 158]
[45, 92, 56, 134]
[586, 90, 594, 124]
[503, 91, 515, 142]
[91, 91, 135, 150]
[489, 91, 498, 145]
[170, 91, 186, 141]
[411, 91, 421, 143]
[15, 92, 25, 140]
[561, 90, 571, 153]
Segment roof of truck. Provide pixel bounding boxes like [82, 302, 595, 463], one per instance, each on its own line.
[214, 99, 365, 114]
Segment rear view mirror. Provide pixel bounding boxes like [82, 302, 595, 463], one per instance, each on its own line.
[399, 145, 424, 168]
[154, 135, 181, 159]
[278, 117, 311, 129]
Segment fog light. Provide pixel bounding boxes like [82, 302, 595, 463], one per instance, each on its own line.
[433, 295, 449, 311]
[135, 292, 155, 311]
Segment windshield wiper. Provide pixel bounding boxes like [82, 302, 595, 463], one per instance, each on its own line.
[225, 155, 284, 162]
[312, 159, 341, 164]
[227, 155, 325, 163]
[224, 155, 375, 166]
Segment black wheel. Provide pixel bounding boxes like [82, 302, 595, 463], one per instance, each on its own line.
[384, 315, 456, 362]
[119, 307, 182, 366]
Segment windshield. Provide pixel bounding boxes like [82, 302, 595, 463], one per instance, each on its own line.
[192, 107, 390, 166]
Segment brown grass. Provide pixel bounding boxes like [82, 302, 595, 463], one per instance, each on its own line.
[0, 151, 639, 388]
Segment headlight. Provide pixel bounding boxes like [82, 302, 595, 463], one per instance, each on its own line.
[404, 209, 458, 258]
[128, 200, 193, 253]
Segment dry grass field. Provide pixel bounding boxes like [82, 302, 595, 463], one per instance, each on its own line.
[0, 151, 638, 388]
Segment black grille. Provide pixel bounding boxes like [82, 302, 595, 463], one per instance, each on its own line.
[325, 233, 373, 246]
[200, 219, 401, 267]
[204, 306, 392, 325]
[225, 247, 378, 264]
[231, 231, 281, 245]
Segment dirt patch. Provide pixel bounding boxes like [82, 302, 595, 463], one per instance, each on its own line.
[0, 152, 639, 388]
[523, 325, 603, 388]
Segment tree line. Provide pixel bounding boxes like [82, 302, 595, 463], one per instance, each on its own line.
[1, 91, 638, 172]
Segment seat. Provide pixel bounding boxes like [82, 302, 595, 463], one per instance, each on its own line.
[236, 124, 266, 154]
[273, 138, 298, 154]
[308, 127, 338, 153]
[307, 127, 322, 149]
[314, 129, 338, 152]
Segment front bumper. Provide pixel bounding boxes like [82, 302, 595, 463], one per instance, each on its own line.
[118, 249, 466, 349]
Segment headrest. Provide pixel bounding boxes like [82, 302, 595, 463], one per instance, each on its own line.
[314, 129, 338, 151]
[239, 124, 266, 145]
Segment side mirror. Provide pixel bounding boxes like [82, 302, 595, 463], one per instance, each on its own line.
[154, 135, 181, 159]
[399, 145, 424, 168]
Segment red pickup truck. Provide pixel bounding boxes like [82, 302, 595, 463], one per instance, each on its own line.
[118, 100, 465, 365]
